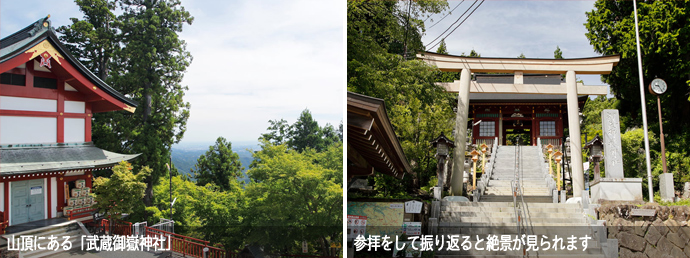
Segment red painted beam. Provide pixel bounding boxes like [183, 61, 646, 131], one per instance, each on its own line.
[0, 53, 33, 74]
[0, 84, 58, 99]
[0, 110, 89, 118]
[55, 56, 132, 113]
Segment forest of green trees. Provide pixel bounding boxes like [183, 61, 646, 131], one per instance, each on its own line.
[60, 0, 342, 255]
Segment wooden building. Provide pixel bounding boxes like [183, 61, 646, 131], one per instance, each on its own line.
[0, 16, 138, 230]
[347, 92, 412, 181]
[469, 74, 587, 147]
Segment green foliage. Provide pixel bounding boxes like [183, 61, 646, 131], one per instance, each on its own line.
[245, 142, 342, 255]
[63, 0, 194, 206]
[621, 128, 658, 195]
[517, 53, 526, 59]
[150, 175, 203, 238]
[260, 109, 341, 153]
[93, 161, 151, 220]
[554, 46, 563, 59]
[348, 0, 452, 196]
[57, 0, 118, 80]
[191, 180, 247, 249]
[585, 1, 690, 135]
[192, 137, 242, 191]
[436, 39, 448, 54]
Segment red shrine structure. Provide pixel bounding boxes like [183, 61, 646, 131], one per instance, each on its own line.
[0, 16, 138, 231]
[468, 74, 587, 147]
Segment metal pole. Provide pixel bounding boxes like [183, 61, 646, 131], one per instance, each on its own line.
[168, 160, 172, 220]
[633, 0, 654, 202]
[657, 96, 667, 173]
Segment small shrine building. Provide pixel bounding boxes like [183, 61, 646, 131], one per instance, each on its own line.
[0, 16, 138, 230]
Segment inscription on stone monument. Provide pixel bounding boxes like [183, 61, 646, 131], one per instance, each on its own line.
[602, 109, 624, 178]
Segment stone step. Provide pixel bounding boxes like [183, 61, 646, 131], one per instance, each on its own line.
[480, 195, 553, 203]
[440, 211, 587, 219]
[22, 231, 83, 258]
[442, 201, 580, 208]
[487, 180, 546, 185]
[438, 221, 590, 227]
[491, 177, 545, 181]
[435, 247, 605, 257]
[483, 192, 550, 196]
[441, 206, 582, 214]
[437, 227, 598, 237]
[439, 216, 587, 224]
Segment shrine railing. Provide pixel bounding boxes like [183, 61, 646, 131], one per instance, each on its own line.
[101, 218, 132, 236]
[144, 226, 237, 258]
[65, 207, 97, 221]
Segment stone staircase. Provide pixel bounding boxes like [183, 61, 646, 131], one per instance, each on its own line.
[481, 146, 551, 203]
[434, 145, 610, 257]
[0, 218, 89, 258]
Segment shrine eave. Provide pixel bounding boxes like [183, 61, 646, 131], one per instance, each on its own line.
[0, 16, 138, 109]
[347, 91, 412, 179]
[0, 142, 140, 175]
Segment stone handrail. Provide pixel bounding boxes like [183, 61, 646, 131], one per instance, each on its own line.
[537, 137, 557, 199]
[476, 137, 499, 200]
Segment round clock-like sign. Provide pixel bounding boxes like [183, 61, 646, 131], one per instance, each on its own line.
[649, 78, 667, 95]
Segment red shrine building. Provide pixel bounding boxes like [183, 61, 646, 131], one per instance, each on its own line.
[0, 16, 138, 230]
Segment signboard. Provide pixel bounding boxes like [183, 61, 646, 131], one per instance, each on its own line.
[390, 203, 403, 209]
[302, 241, 308, 253]
[404, 201, 423, 214]
[30, 186, 42, 195]
[402, 222, 422, 236]
[630, 209, 656, 217]
[347, 215, 367, 239]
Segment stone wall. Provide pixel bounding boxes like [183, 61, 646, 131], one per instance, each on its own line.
[597, 203, 690, 258]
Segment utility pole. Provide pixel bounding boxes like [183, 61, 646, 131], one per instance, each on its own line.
[633, 0, 654, 202]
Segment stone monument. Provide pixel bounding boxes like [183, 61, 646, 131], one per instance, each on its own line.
[659, 174, 674, 202]
[590, 109, 643, 203]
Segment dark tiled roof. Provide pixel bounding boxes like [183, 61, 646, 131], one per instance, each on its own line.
[0, 16, 137, 108]
[0, 142, 139, 175]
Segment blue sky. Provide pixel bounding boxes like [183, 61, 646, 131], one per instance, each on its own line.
[1, 0, 344, 144]
[421, 0, 608, 87]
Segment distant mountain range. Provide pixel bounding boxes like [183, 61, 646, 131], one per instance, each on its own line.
[171, 141, 259, 184]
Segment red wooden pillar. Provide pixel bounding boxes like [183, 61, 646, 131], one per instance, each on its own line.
[4, 181, 9, 224]
[85, 103, 92, 142]
[57, 80, 65, 143]
[25, 60, 34, 88]
[47, 177, 52, 218]
[86, 171, 93, 188]
[57, 176, 64, 213]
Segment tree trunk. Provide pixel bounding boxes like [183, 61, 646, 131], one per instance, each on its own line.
[143, 177, 153, 206]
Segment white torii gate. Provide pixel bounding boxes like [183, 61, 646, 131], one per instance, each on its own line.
[417, 52, 620, 198]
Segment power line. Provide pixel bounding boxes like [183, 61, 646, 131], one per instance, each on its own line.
[428, 1, 465, 29]
[427, 0, 485, 51]
[425, 0, 478, 49]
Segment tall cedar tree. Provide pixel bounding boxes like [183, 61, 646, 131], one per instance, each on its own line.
[60, 0, 193, 206]
[585, 0, 690, 134]
[57, 0, 118, 81]
[192, 137, 242, 191]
